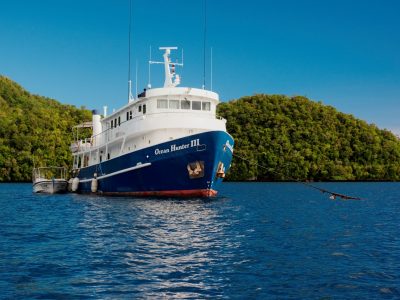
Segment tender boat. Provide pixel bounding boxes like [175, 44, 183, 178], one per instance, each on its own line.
[32, 167, 68, 194]
[70, 47, 234, 197]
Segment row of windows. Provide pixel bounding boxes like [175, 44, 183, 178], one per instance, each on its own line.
[157, 99, 211, 111]
[109, 99, 209, 130]
[110, 104, 147, 128]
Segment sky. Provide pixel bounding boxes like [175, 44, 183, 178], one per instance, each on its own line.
[1, 0, 399, 134]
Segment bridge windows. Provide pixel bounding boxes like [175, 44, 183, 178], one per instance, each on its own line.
[192, 101, 201, 110]
[181, 99, 191, 110]
[169, 100, 179, 109]
[157, 99, 168, 108]
[202, 101, 211, 111]
[157, 99, 211, 111]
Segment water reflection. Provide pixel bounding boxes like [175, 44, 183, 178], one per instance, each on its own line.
[3, 183, 400, 299]
[75, 196, 237, 297]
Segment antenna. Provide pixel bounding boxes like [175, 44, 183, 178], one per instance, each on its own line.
[210, 47, 213, 91]
[135, 60, 138, 97]
[127, 0, 134, 102]
[202, 0, 207, 89]
[148, 45, 152, 88]
[179, 48, 184, 83]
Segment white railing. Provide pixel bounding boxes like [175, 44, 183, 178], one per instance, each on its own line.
[71, 110, 226, 154]
[70, 138, 94, 153]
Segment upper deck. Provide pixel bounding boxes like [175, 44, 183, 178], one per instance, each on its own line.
[102, 86, 219, 123]
[145, 86, 219, 101]
[71, 47, 228, 157]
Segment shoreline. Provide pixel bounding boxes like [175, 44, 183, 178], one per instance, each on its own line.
[2, 180, 400, 184]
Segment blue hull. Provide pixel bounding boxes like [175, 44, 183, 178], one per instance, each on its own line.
[76, 131, 234, 197]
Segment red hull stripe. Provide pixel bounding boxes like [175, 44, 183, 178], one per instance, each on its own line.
[102, 189, 218, 198]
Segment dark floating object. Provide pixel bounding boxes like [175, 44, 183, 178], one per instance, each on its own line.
[233, 153, 362, 201]
[299, 181, 362, 200]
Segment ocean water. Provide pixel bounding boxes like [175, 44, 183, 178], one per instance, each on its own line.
[0, 182, 399, 299]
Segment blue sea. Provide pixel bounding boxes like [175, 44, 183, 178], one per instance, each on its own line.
[0, 182, 399, 299]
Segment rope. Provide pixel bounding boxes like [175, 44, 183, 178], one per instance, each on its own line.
[232, 153, 362, 200]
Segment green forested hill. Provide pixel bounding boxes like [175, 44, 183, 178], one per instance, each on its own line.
[0, 76, 91, 181]
[218, 94, 400, 181]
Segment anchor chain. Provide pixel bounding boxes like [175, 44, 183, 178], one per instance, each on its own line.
[232, 153, 362, 200]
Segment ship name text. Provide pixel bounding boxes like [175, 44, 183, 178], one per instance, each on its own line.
[154, 139, 200, 156]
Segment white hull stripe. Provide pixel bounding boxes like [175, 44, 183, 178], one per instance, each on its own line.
[79, 163, 152, 183]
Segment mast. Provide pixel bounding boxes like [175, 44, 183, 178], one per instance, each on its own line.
[147, 45, 152, 89]
[128, 0, 134, 102]
[210, 47, 213, 91]
[162, 47, 175, 87]
[202, 0, 207, 89]
[149, 47, 183, 88]
[135, 60, 138, 97]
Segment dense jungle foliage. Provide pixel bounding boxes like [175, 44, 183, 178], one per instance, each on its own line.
[218, 94, 400, 181]
[0, 76, 91, 181]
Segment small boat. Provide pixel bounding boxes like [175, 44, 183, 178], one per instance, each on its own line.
[32, 167, 68, 194]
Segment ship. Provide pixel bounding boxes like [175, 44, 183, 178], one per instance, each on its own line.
[70, 47, 234, 197]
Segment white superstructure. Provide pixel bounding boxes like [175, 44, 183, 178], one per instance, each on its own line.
[71, 47, 227, 170]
